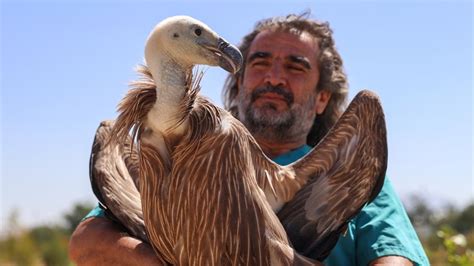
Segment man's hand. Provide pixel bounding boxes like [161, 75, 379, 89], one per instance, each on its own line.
[69, 217, 167, 265]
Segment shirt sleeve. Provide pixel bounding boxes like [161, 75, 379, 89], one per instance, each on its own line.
[355, 178, 430, 266]
[81, 204, 106, 221]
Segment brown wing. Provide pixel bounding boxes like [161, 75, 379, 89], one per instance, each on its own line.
[89, 120, 148, 242]
[232, 121, 307, 211]
[277, 90, 387, 260]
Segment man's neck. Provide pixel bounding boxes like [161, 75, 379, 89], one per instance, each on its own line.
[255, 137, 307, 159]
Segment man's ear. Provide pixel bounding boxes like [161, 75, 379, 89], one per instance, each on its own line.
[315, 90, 332, 114]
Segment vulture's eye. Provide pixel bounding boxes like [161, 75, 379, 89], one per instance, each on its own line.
[194, 28, 202, 36]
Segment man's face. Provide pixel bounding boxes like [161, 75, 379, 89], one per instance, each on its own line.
[236, 30, 330, 141]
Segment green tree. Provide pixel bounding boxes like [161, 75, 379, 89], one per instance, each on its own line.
[0, 202, 94, 266]
[63, 201, 95, 234]
[405, 197, 474, 265]
[437, 226, 474, 266]
[406, 195, 436, 228]
[29, 226, 69, 266]
[452, 203, 474, 234]
[0, 210, 41, 265]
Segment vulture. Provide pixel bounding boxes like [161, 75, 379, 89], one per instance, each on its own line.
[90, 16, 387, 265]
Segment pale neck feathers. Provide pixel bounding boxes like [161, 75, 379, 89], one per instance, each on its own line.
[146, 55, 190, 135]
[109, 65, 202, 149]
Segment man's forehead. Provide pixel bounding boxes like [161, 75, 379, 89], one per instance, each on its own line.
[248, 30, 319, 58]
[255, 29, 316, 41]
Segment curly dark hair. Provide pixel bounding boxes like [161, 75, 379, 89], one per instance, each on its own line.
[222, 12, 349, 146]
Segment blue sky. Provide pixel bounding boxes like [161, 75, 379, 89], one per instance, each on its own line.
[1, 0, 472, 228]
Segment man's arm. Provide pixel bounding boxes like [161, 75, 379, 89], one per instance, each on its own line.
[370, 256, 413, 265]
[69, 217, 167, 265]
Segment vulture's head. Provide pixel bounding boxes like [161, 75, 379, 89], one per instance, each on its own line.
[145, 16, 242, 74]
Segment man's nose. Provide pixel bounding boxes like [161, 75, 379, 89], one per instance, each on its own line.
[263, 63, 287, 87]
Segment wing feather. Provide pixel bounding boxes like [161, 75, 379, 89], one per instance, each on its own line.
[89, 120, 148, 242]
[277, 90, 387, 260]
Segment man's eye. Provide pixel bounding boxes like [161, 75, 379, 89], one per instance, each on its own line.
[252, 61, 270, 67]
[288, 65, 304, 72]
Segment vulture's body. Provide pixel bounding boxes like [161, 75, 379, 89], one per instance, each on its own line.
[90, 16, 387, 265]
[139, 96, 298, 265]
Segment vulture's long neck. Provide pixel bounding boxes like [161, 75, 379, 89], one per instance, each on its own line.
[146, 52, 191, 137]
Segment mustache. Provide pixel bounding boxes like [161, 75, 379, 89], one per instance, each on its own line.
[250, 85, 294, 105]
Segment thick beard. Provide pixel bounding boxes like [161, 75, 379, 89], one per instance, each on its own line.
[236, 86, 317, 143]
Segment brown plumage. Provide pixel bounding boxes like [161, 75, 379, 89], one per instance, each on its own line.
[89, 120, 146, 241]
[89, 16, 387, 265]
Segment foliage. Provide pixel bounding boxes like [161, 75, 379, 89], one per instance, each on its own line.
[449, 204, 474, 235]
[29, 226, 70, 266]
[0, 210, 42, 265]
[0, 232, 42, 265]
[0, 202, 94, 266]
[405, 197, 474, 265]
[63, 202, 95, 234]
[434, 226, 474, 266]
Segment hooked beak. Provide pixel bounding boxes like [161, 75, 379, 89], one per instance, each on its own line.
[203, 38, 243, 74]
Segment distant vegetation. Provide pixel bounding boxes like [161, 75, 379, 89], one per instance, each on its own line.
[0, 198, 473, 265]
[405, 196, 474, 265]
[0, 202, 93, 266]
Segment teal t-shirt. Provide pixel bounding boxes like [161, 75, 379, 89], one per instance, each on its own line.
[273, 145, 430, 266]
[86, 145, 429, 265]
[82, 204, 105, 220]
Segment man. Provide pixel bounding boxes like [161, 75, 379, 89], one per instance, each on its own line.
[69, 14, 429, 265]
